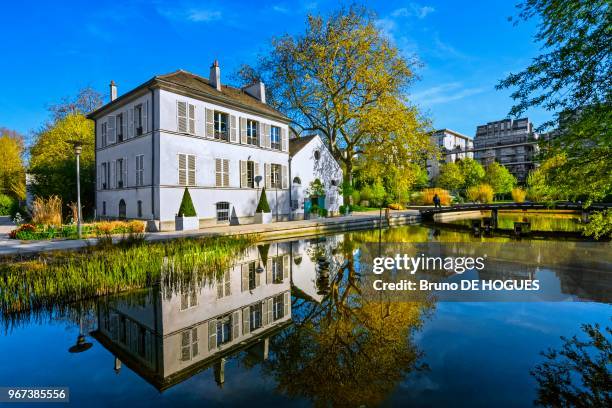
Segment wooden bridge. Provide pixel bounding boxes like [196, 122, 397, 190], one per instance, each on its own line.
[419, 202, 611, 222]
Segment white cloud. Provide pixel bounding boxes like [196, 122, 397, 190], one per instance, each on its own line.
[186, 9, 222, 22]
[391, 3, 435, 19]
[272, 5, 289, 14]
[156, 3, 222, 23]
[411, 82, 487, 105]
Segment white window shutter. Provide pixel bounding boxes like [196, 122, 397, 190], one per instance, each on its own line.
[254, 162, 260, 181]
[264, 163, 271, 189]
[241, 264, 248, 292]
[240, 117, 247, 144]
[208, 320, 217, 351]
[283, 254, 289, 280]
[128, 108, 134, 139]
[232, 310, 240, 339]
[215, 159, 222, 187]
[123, 157, 128, 187]
[230, 115, 237, 142]
[188, 104, 195, 134]
[223, 159, 229, 187]
[266, 259, 272, 282]
[107, 116, 116, 144]
[188, 155, 196, 186]
[281, 165, 288, 189]
[267, 298, 273, 323]
[97, 165, 101, 189]
[177, 101, 187, 133]
[266, 259, 272, 284]
[283, 292, 290, 317]
[143, 100, 149, 133]
[240, 160, 246, 188]
[259, 122, 266, 148]
[265, 124, 271, 148]
[178, 154, 186, 185]
[262, 301, 269, 326]
[112, 160, 117, 189]
[281, 128, 288, 151]
[205, 108, 214, 137]
[121, 114, 127, 140]
[242, 307, 250, 334]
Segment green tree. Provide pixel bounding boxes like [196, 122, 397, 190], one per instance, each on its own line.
[526, 155, 569, 202]
[0, 131, 26, 199]
[256, 187, 271, 213]
[29, 114, 95, 217]
[177, 188, 196, 216]
[484, 162, 517, 198]
[457, 158, 485, 190]
[497, 0, 611, 204]
[234, 6, 431, 203]
[436, 162, 465, 192]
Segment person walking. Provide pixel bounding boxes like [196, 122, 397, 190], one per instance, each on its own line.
[433, 193, 441, 209]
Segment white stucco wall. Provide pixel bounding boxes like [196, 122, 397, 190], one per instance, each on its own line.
[290, 135, 343, 216]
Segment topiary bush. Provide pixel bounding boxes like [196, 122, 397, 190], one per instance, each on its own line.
[256, 187, 271, 213]
[177, 188, 197, 217]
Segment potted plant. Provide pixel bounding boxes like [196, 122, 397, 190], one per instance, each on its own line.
[175, 188, 199, 231]
[254, 187, 272, 224]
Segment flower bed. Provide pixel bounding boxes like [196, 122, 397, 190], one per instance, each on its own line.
[9, 220, 145, 240]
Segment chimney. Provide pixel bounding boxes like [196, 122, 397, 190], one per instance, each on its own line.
[109, 80, 118, 101]
[243, 80, 266, 104]
[209, 60, 221, 91]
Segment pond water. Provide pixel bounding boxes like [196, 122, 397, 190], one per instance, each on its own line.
[0, 224, 610, 407]
[443, 210, 583, 232]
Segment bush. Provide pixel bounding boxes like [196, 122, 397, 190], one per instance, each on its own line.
[256, 187, 271, 213]
[419, 188, 451, 206]
[9, 224, 36, 239]
[351, 190, 361, 206]
[388, 203, 404, 210]
[32, 196, 62, 226]
[466, 184, 494, 203]
[512, 187, 527, 203]
[0, 194, 17, 216]
[177, 188, 196, 217]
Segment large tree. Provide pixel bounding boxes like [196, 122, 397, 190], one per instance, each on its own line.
[0, 129, 26, 199]
[235, 6, 432, 201]
[497, 0, 611, 203]
[457, 158, 485, 190]
[436, 162, 465, 192]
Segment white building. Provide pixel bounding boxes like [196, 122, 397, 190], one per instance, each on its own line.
[88, 62, 293, 231]
[289, 134, 344, 218]
[426, 129, 474, 180]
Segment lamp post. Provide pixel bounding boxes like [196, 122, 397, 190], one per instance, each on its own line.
[71, 141, 83, 239]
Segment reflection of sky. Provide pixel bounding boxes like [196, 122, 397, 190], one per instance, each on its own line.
[397, 301, 611, 407]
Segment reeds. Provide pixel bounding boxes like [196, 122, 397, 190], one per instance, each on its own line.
[418, 188, 451, 206]
[32, 196, 62, 226]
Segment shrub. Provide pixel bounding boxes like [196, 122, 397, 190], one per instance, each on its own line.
[466, 184, 494, 203]
[177, 188, 196, 217]
[32, 196, 62, 227]
[351, 190, 361, 206]
[419, 188, 451, 206]
[388, 203, 404, 210]
[127, 220, 145, 233]
[9, 224, 36, 239]
[512, 187, 527, 203]
[0, 194, 17, 216]
[256, 187, 271, 213]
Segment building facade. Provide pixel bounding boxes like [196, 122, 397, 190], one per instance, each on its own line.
[88, 62, 292, 231]
[426, 129, 473, 180]
[472, 118, 538, 183]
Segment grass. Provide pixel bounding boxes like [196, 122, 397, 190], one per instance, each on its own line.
[0, 234, 257, 316]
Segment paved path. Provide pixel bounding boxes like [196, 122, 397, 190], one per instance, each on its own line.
[0, 216, 15, 238]
[0, 210, 420, 256]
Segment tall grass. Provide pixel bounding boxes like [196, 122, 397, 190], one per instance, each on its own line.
[32, 196, 62, 226]
[418, 188, 451, 206]
[512, 187, 527, 203]
[466, 184, 494, 203]
[0, 234, 257, 316]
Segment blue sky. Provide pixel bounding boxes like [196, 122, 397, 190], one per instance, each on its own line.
[0, 0, 551, 140]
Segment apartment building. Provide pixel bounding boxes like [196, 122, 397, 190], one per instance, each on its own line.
[426, 129, 474, 179]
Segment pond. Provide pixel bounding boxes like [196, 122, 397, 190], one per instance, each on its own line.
[0, 224, 610, 407]
[442, 210, 584, 232]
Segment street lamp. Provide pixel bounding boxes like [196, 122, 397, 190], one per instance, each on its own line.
[70, 141, 83, 238]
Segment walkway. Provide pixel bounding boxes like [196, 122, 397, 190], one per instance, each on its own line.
[0, 210, 420, 256]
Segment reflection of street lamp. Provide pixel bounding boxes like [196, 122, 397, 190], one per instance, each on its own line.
[68, 315, 92, 353]
[69, 141, 83, 239]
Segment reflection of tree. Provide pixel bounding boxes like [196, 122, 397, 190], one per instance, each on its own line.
[531, 323, 611, 407]
[265, 236, 432, 406]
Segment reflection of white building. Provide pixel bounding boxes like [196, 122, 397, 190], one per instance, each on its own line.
[93, 243, 293, 390]
[289, 134, 343, 218]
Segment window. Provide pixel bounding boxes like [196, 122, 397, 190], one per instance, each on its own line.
[216, 315, 233, 346]
[272, 257, 283, 283]
[118, 199, 126, 219]
[246, 120, 258, 145]
[180, 328, 199, 361]
[250, 303, 263, 331]
[101, 162, 108, 189]
[217, 270, 231, 299]
[214, 111, 228, 141]
[273, 294, 284, 320]
[180, 287, 198, 310]
[270, 164, 282, 189]
[178, 154, 196, 186]
[271, 126, 281, 150]
[216, 202, 230, 222]
[246, 161, 254, 188]
[248, 261, 257, 290]
[135, 155, 144, 186]
[101, 122, 108, 147]
[177, 101, 195, 134]
[215, 159, 229, 187]
[116, 113, 124, 142]
[135, 104, 143, 136]
[116, 158, 124, 188]
[137, 200, 142, 218]
[102, 201, 106, 216]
